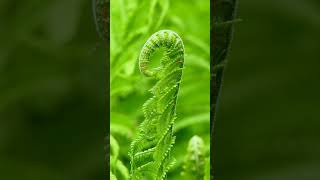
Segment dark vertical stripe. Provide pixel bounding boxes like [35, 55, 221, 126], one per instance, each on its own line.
[211, 0, 238, 179]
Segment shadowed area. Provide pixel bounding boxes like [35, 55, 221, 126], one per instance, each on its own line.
[0, 0, 107, 179]
[215, 0, 320, 179]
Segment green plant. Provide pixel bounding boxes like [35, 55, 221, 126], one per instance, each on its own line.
[181, 135, 207, 180]
[106, 0, 210, 180]
[110, 135, 130, 180]
[130, 30, 184, 180]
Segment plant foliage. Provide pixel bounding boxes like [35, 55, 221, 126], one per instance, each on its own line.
[181, 135, 207, 180]
[106, 0, 210, 179]
[129, 30, 184, 179]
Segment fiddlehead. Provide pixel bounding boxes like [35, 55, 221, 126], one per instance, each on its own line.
[181, 136, 206, 180]
[129, 30, 185, 180]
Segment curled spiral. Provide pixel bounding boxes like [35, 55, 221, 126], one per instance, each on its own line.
[139, 30, 184, 78]
[130, 30, 185, 180]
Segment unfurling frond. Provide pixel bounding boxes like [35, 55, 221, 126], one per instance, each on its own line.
[181, 135, 206, 180]
[129, 30, 185, 180]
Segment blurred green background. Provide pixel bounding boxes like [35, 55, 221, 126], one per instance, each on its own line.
[110, 0, 210, 179]
[0, 0, 106, 179]
[215, 0, 320, 179]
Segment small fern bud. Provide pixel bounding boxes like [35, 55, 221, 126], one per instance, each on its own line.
[182, 135, 206, 179]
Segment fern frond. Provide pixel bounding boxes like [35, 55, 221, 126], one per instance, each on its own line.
[110, 135, 130, 180]
[114, 156, 130, 180]
[110, 171, 117, 180]
[110, 135, 119, 155]
[129, 30, 185, 180]
[111, 123, 133, 141]
[181, 135, 206, 180]
[110, 135, 120, 170]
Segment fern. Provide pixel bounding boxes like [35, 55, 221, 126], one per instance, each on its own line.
[111, 172, 117, 180]
[129, 30, 185, 180]
[181, 135, 206, 180]
[111, 134, 130, 180]
[111, 123, 133, 141]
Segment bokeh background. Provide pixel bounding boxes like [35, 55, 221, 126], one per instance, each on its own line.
[215, 0, 320, 179]
[0, 0, 106, 179]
